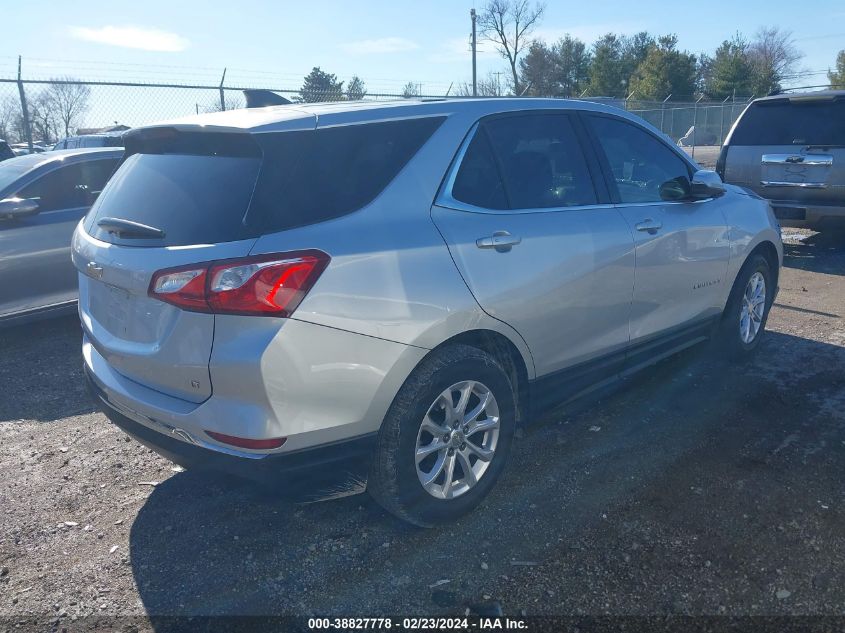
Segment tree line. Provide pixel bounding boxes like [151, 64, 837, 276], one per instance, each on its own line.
[296, 1, 843, 104]
[0, 80, 91, 145]
[470, 0, 818, 101]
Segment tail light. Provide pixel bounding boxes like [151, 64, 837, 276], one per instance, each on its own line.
[149, 250, 329, 316]
[205, 430, 286, 450]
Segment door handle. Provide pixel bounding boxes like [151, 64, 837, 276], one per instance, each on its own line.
[476, 231, 522, 252]
[634, 218, 663, 234]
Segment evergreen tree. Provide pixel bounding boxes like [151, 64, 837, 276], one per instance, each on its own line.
[299, 67, 344, 102]
[628, 35, 697, 100]
[346, 76, 367, 100]
[830, 50, 845, 88]
[554, 35, 591, 97]
[701, 36, 755, 99]
[519, 40, 558, 96]
[620, 32, 655, 89]
[588, 33, 624, 97]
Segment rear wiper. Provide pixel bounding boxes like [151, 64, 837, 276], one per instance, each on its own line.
[97, 217, 165, 239]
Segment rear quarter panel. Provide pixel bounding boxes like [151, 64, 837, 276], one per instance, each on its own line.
[247, 111, 536, 377]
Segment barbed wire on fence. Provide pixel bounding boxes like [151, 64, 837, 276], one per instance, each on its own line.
[0, 72, 755, 150]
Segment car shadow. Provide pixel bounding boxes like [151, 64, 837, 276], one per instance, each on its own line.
[129, 329, 845, 620]
[0, 314, 95, 423]
[783, 230, 845, 276]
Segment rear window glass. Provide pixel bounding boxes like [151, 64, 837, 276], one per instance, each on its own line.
[484, 114, 597, 209]
[731, 98, 845, 146]
[252, 116, 445, 232]
[84, 118, 443, 245]
[84, 153, 261, 246]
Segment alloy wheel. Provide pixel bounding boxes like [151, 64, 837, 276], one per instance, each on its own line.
[739, 271, 766, 344]
[414, 380, 500, 500]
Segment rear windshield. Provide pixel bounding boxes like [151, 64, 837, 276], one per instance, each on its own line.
[84, 117, 444, 246]
[731, 98, 845, 146]
[84, 153, 262, 246]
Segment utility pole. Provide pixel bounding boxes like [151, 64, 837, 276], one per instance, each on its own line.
[470, 8, 477, 97]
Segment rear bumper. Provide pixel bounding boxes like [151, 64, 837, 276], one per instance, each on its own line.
[85, 365, 377, 496]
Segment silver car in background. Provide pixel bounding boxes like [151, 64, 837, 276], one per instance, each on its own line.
[74, 99, 782, 526]
[718, 90, 845, 230]
[0, 148, 122, 325]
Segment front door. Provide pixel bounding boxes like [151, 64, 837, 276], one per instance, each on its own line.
[0, 157, 119, 317]
[432, 112, 636, 397]
[584, 113, 731, 356]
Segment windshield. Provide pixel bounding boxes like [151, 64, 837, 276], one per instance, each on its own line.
[0, 154, 44, 194]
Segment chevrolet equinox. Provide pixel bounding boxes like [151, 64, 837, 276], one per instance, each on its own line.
[74, 99, 783, 526]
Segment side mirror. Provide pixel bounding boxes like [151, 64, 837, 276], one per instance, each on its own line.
[0, 197, 40, 220]
[659, 170, 726, 202]
[690, 169, 726, 199]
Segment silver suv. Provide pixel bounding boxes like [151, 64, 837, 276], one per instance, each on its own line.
[74, 99, 782, 526]
[718, 90, 845, 229]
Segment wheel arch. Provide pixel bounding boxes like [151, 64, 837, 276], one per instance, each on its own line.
[723, 238, 781, 312]
[749, 240, 780, 291]
[430, 329, 531, 426]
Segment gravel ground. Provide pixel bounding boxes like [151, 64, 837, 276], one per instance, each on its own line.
[681, 144, 719, 169]
[1, 228, 843, 630]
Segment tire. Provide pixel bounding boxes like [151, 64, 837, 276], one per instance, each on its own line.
[369, 344, 516, 527]
[717, 253, 773, 359]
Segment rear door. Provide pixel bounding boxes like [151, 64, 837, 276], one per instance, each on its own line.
[432, 112, 635, 393]
[73, 130, 279, 403]
[0, 156, 119, 317]
[724, 95, 845, 209]
[584, 113, 731, 349]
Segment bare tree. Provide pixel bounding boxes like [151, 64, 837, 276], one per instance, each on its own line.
[29, 91, 60, 144]
[205, 94, 245, 112]
[0, 95, 19, 142]
[401, 81, 421, 98]
[477, 0, 546, 94]
[457, 71, 505, 97]
[44, 78, 91, 138]
[748, 27, 803, 93]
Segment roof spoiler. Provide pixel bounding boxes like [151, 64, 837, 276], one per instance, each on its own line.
[242, 89, 293, 108]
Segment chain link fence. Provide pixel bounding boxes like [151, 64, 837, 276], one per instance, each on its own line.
[0, 75, 753, 152]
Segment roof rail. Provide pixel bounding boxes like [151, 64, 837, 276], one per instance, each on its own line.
[768, 85, 834, 96]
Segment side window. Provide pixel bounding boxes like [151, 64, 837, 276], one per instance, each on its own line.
[253, 116, 445, 232]
[15, 158, 119, 212]
[451, 128, 508, 210]
[588, 115, 691, 204]
[484, 114, 597, 209]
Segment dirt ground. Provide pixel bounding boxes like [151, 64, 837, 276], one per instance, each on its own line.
[681, 144, 720, 169]
[1, 228, 844, 631]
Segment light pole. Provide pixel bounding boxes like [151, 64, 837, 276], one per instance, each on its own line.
[470, 9, 478, 97]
